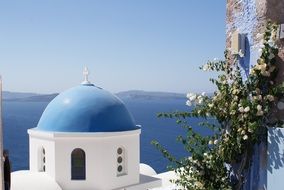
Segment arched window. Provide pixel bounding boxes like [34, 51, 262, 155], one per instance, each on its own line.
[117, 147, 127, 176]
[38, 147, 46, 172]
[71, 148, 86, 180]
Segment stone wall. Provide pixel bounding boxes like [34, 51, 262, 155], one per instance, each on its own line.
[226, 0, 284, 189]
[227, 0, 264, 78]
[227, 0, 284, 98]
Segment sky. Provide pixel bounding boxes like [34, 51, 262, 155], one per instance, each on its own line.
[0, 0, 226, 94]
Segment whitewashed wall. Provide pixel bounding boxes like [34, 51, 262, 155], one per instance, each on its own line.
[28, 129, 140, 190]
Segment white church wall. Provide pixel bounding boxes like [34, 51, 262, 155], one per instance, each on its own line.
[98, 134, 140, 189]
[29, 131, 56, 178]
[54, 138, 96, 190]
[28, 129, 141, 190]
[54, 132, 140, 190]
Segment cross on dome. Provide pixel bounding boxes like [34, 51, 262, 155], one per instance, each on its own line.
[81, 66, 92, 85]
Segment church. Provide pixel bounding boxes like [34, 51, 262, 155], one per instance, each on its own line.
[11, 68, 164, 190]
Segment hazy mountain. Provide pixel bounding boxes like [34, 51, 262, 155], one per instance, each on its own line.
[3, 91, 39, 100]
[116, 90, 186, 100]
[3, 90, 187, 102]
[6, 94, 59, 102]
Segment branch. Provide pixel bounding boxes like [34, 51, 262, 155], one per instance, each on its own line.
[235, 149, 249, 190]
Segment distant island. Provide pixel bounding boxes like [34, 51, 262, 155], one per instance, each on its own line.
[3, 90, 187, 102]
[116, 90, 186, 100]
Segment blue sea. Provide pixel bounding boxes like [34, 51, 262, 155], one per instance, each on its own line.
[2, 98, 209, 173]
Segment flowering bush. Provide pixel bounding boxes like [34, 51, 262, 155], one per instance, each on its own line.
[152, 22, 283, 190]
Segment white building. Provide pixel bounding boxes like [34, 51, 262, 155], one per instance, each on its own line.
[11, 69, 164, 190]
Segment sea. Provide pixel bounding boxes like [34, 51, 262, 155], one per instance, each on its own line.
[2, 98, 210, 174]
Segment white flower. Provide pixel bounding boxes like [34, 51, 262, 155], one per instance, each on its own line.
[241, 130, 246, 135]
[197, 96, 203, 104]
[238, 106, 244, 113]
[207, 154, 212, 160]
[203, 153, 208, 157]
[225, 129, 230, 134]
[268, 39, 274, 46]
[248, 128, 253, 133]
[244, 106, 250, 113]
[208, 140, 213, 145]
[232, 89, 239, 94]
[255, 64, 261, 70]
[187, 93, 194, 99]
[239, 49, 245, 57]
[189, 94, 197, 101]
[261, 70, 270, 77]
[201, 92, 206, 96]
[256, 33, 262, 39]
[256, 110, 264, 116]
[253, 96, 258, 101]
[257, 105, 262, 111]
[186, 100, 192, 107]
[208, 103, 214, 108]
[243, 135, 248, 140]
[195, 181, 204, 188]
[214, 139, 218, 145]
[267, 95, 274, 101]
[197, 99, 203, 104]
[260, 63, 267, 71]
[230, 110, 236, 115]
[250, 69, 256, 75]
[224, 137, 229, 142]
[202, 64, 209, 71]
[255, 63, 267, 72]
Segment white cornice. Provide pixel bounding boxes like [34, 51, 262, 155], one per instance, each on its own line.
[28, 128, 141, 140]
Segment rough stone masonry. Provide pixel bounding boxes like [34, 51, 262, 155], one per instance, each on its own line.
[226, 0, 284, 189]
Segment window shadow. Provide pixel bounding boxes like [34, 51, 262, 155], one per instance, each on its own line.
[267, 127, 284, 173]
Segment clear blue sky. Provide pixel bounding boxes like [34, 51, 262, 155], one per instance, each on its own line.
[0, 0, 226, 94]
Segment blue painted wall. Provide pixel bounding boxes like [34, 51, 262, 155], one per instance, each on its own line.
[267, 128, 284, 190]
[226, 0, 267, 189]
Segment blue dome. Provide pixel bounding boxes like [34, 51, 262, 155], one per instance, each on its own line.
[36, 84, 139, 132]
